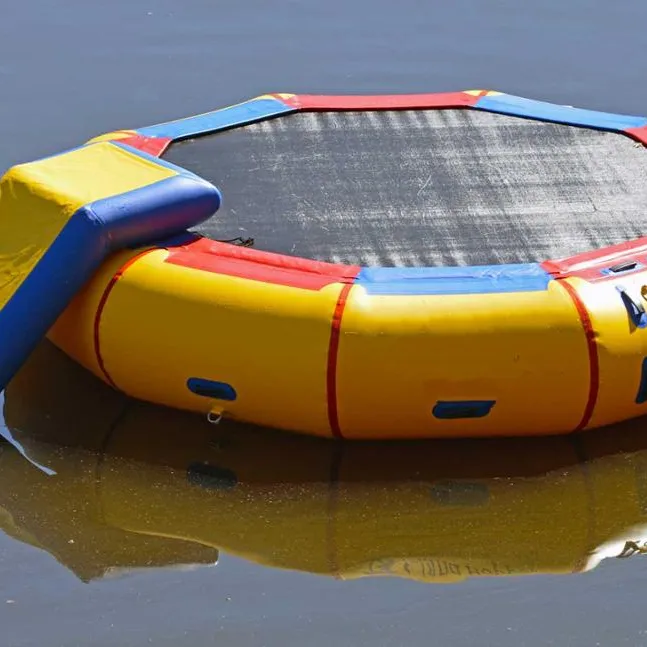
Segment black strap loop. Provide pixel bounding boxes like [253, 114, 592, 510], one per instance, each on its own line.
[218, 236, 255, 247]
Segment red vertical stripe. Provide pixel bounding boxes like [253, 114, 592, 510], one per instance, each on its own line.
[326, 284, 353, 439]
[93, 249, 156, 390]
[557, 280, 599, 432]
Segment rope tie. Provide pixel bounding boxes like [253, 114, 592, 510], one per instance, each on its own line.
[617, 541, 647, 558]
[218, 236, 255, 247]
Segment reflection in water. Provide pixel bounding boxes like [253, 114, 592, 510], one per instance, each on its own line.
[3, 341, 647, 583]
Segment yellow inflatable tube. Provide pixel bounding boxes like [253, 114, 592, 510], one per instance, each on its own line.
[49, 236, 647, 440]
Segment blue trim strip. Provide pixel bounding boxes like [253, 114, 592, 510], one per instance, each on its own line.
[475, 94, 647, 131]
[137, 98, 295, 140]
[433, 400, 496, 419]
[187, 378, 237, 401]
[355, 263, 551, 295]
[636, 358, 647, 404]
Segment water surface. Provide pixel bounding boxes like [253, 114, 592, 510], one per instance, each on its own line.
[3, 1, 647, 645]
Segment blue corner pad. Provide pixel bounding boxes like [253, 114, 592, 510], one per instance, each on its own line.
[475, 94, 647, 132]
[355, 263, 551, 295]
[187, 378, 237, 401]
[433, 400, 496, 419]
[0, 158, 221, 392]
[636, 358, 647, 405]
[137, 98, 296, 141]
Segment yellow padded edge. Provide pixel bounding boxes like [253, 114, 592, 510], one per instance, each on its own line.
[256, 93, 296, 100]
[463, 89, 503, 96]
[86, 130, 138, 144]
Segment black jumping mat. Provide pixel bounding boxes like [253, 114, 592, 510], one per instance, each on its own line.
[164, 109, 647, 267]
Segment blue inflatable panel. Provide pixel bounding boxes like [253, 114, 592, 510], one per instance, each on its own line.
[138, 98, 295, 141]
[475, 94, 647, 132]
[355, 263, 552, 295]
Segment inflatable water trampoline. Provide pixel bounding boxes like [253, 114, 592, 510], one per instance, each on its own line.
[4, 90, 647, 439]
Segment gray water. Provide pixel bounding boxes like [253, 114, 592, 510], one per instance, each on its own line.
[3, 1, 647, 645]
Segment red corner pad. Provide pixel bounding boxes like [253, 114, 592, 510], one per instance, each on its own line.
[626, 125, 647, 147]
[542, 237, 647, 282]
[166, 237, 360, 290]
[555, 280, 599, 432]
[119, 134, 172, 158]
[282, 92, 481, 112]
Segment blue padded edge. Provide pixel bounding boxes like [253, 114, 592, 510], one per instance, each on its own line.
[475, 94, 647, 131]
[0, 174, 221, 391]
[88, 174, 221, 248]
[137, 98, 296, 140]
[355, 263, 551, 295]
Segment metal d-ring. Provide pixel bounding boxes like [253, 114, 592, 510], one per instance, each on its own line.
[207, 410, 223, 425]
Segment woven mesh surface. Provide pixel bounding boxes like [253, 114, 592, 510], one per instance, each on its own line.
[164, 109, 647, 267]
